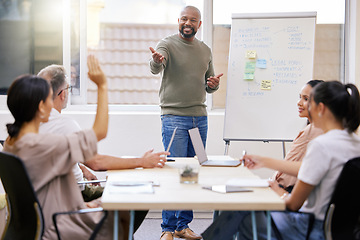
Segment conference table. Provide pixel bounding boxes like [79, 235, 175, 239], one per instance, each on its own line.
[101, 158, 285, 240]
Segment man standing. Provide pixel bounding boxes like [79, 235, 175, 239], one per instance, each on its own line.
[149, 5, 222, 240]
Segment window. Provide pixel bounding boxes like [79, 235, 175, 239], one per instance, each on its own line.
[0, 0, 63, 94]
[71, 0, 203, 105]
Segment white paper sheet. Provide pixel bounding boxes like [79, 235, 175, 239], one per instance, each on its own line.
[226, 178, 269, 187]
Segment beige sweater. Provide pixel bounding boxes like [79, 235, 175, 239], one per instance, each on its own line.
[274, 124, 323, 188]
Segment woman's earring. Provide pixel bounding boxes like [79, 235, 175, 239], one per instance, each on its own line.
[39, 111, 45, 119]
[318, 113, 322, 117]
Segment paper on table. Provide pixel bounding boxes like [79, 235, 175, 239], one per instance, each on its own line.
[110, 180, 160, 187]
[226, 178, 269, 187]
[203, 185, 253, 193]
[108, 182, 154, 194]
[78, 179, 107, 184]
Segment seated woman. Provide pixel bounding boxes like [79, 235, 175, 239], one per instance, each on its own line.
[202, 81, 360, 240]
[3, 56, 129, 239]
[272, 80, 323, 192]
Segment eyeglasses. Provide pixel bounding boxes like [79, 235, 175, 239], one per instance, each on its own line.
[57, 86, 72, 96]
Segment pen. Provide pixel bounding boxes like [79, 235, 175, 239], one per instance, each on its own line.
[242, 150, 247, 166]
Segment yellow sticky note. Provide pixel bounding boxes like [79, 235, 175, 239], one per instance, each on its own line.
[261, 80, 272, 90]
[246, 50, 257, 59]
[244, 72, 255, 80]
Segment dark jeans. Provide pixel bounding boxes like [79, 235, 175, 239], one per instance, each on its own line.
[202, 211, 325, 240]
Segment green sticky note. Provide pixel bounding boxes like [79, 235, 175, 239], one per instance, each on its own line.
[244, 72, 255, 80]
[245, 61, 256, 73]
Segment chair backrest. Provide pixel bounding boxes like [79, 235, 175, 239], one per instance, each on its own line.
[0, 152, 44, 240]
[324, 157, 360, 240]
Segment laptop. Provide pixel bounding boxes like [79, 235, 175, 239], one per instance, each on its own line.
[188, 127, 241, 167]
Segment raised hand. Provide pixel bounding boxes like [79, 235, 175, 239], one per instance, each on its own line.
[87, 55, 107, 87]
[149, 47, 165, 64]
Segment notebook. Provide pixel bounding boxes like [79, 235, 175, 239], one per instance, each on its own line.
[188, 127, 241, 167]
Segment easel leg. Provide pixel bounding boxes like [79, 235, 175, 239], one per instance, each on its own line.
[224, 140, 230, 155]
[282, 141, 286, 158]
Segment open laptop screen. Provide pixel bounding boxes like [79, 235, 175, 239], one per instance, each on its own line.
[188, 127, 208, 164]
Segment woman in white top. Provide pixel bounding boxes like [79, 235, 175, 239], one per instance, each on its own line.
[269, 80, 323, 192]
[202, 81, 360, 240]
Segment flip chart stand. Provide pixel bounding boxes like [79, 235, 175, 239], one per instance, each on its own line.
[224, 139, 291, 159]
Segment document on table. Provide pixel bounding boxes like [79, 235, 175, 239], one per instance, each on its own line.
[226, 178, 269, 187]
[203, 185, 253, 193]
[108, 181, 154, 194]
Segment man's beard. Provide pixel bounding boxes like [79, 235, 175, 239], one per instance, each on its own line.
[180, 26, 197, 39]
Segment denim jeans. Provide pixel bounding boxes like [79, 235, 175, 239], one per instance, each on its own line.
[161, 114, 208, 232]
[201, 211, 325, 240]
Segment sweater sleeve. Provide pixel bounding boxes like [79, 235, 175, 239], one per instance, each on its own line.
[205, 56, 218, 93]
[149, 40, 169, 75]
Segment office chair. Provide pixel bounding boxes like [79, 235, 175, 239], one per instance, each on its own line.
[323, 157, 360, 240]
[271, 157, 360, 240]
[0, 152, 108, 240]
[0, 152, 44, 240]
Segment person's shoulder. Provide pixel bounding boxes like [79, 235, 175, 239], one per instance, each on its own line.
[156, 34, 177, 51]
[40, 114, 81, 135]
[59, 114, 80, 125]
[16, 133, 68, 154]
[35, 132, 67, 144]
[54, 114, 81, 132]
[313, 129, 351, 145]
[159, 34, 178, 44]
[305, 123, 323, 138]
[195, 38, 211, 49]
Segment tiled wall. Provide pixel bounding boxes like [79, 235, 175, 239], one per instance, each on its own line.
[88, 23, 178, 104]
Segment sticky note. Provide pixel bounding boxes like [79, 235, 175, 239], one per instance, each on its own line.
[256, 59, 267, 69]
[244, 73, 255, 80]
[261, 80, 272, 90]
[245, 61, 256, 73]
[246, 50, 257, 59]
